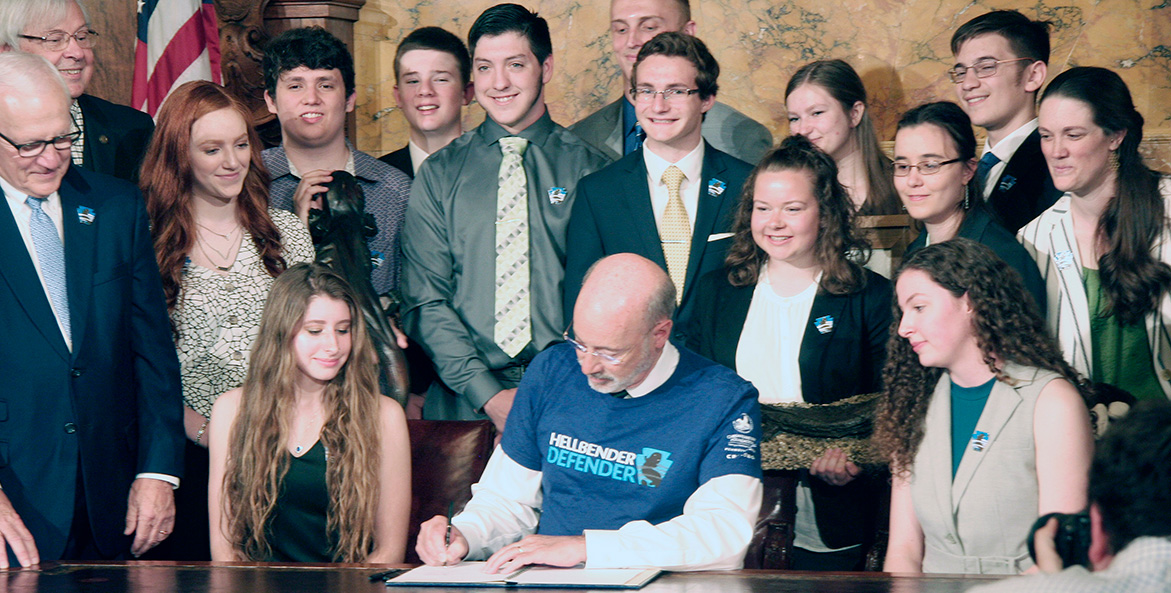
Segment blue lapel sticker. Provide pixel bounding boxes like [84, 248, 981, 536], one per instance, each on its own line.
[707, 178, 726, 197]
[76, 206, 95, 225]
[814, 315, 834, 334]
[998, 175, 1017, 192]
[970, 431, 990, 452]
[547, 187, 567, 204]
[1054, 250, 1075, 270]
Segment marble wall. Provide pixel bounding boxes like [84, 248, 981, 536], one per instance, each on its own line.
[353, 0, 1170, 169]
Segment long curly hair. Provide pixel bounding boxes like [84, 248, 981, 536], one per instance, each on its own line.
[223, 263, 383, 562]
[785, 59, 900, 215]
[724, 134, 871, 295]
[871, 239, 1083, 473]
[1041, 67, 1171, 326]
[140, 80, 287, 309]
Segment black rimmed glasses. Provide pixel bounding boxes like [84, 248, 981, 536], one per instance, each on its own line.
[631, 88, 701, 102]
[563, 324, 626, 365]
[947, 57, 1032, 83]
[18, 29, 99, 51]
[0, 129, 82, 158]
[892, 158, 963, 177]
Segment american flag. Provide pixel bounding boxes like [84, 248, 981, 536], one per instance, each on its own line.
[132, 0, 222, 117]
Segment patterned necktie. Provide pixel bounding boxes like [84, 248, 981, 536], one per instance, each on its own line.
[976, 152, 1001, 187]
[625, 121, 645, 155]
[494, 136, 531, 358]
[659, 165, 689, 304]
[26, 196, 71, 341]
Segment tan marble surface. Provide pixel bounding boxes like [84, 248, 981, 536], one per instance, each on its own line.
[354, 0, 1170, 166]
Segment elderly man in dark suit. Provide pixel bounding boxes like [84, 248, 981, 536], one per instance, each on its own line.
[0, 52, 183, 567]
[565, 32, 752, 342]
[0, 0, 154, 182]
[570, 0, 771, 165]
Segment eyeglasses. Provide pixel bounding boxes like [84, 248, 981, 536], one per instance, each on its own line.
[18, 29, 99, 51]
[892, 158, 963, 177]
[0, 129, 82, 158]
[563, 325, 625, 365]
[947, 57, 1032, 83]
[631, 88, 701, 102]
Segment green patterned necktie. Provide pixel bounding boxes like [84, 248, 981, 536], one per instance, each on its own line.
[494, 136, 531, 358]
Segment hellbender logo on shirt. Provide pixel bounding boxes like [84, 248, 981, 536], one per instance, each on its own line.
[547, 432, 674, 488]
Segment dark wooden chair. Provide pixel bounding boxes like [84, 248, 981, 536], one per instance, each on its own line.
[743, 470, 891, 570]
[404, 419, 495, 564]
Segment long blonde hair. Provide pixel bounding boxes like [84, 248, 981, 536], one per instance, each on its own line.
[223, 263, 383, 561]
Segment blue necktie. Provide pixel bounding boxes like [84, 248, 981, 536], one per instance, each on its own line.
[625, 121, 645, 155]
[26, 196, 71, 341]
[976, 152, 1001, 187]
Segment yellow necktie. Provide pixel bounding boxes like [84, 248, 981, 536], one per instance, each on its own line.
[660, 165, 689, 304]
[494, 136, 531, 358]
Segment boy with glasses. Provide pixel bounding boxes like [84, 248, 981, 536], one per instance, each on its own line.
[950, 10, 1061, 233]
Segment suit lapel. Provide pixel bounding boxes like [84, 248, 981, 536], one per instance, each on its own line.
[923, 374, 959, 542]
[798, 291, 847, 404]
[59, 169, 97, 356]
[1048, 210, 1092, 373]
[682, 147, 730, 302]
[0, 187, 71, 360]
[951, 375, 1023, 507]
[77, 96, 112, 175]
[624, 154, 668, 268]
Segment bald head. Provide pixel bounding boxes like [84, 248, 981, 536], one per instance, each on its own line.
[576, 254, 675, 330]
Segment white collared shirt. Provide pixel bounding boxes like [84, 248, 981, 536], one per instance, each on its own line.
[626, 341, 679, 398]
[408, 140, 431, 173]
[286, 151, 356, 178]
[643, 142, 705, 233]
[981, 119, 1038, 199]
[2, 175, 71, 350]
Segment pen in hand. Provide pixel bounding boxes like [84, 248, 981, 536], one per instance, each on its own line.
[444, 501, 454, 565]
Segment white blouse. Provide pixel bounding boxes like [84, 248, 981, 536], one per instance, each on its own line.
[734, 272, 818, 405]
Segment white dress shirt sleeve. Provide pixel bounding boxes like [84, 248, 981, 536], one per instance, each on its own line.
[583, 473, 762, 571]
[452, 446, 544, 560]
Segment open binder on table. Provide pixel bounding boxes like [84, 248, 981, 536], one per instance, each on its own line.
[384, 562, 662, 589]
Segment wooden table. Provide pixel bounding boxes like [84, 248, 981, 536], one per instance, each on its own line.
[0, 562, 1008, 592]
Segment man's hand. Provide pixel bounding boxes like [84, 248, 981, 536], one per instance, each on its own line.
[809, 448, 861, 486]
[0, 489, 38, 568]
[290, 169, 334, 225]
[416, 515, 469, 566]
[483, 388, 517, 436]
[483, 535, 586, 574]
[124, 478, 176, 557]
[1033, 517, 1064, 573]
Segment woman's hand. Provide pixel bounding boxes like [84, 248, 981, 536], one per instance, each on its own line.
[809, 447, 860, 486]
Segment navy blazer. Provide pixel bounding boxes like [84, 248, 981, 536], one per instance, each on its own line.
[985, 130, 1062, 234]
[0, 167, 183, 561]
[906, 204, 1047, 320]
[378, 144, 414, 179]
[76, 94, 154, 183]
[687, 266, 893, 549]
[564, 143, 752, 341]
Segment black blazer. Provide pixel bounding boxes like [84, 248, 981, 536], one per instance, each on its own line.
[0, 168, 184, 562]
[687, 267, 893, 549]
[986, 130, 1062, 234]
[906, 204, 1047, 319]
[378, 144, 414, 179]
[564, 143, 752, 340]
[77, 94, 155, 183]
